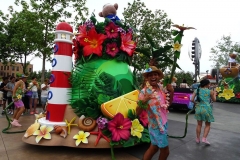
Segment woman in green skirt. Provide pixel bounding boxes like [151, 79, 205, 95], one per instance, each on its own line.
[191, 79, 216, 145]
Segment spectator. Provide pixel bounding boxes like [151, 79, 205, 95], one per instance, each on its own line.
[180, 79, 189, 88]
[0, 77, 8, 115]
[29, 77, 39, 114]
[41, 79, 49, 112]
[4, 76, 16, 114]
[191, 80, 199, 90]
[22, 81, 30, 114]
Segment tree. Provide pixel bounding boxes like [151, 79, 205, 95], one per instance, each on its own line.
[123, 0, 173, 72]
[14, 0, 89, 82]
[167, 70, 194, 87]
[209, 35, 240, 67]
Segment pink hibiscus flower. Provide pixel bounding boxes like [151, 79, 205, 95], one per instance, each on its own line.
[108, 113, 132, 142]
[138, 110, 148, 127]
[105, 22, 119, 38]
[106, 42, 119, 57]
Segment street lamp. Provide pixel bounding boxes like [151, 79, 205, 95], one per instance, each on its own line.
[216, 62, 220, 84]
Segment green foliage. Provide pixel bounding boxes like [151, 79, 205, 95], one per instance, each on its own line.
[70, 62, 125, 119]
[127, 109, 137, 120]
[209, 35, 240, 67]
[164, 70, 194, 86]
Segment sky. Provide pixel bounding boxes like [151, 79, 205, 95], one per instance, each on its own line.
[1, 0, 240, 74]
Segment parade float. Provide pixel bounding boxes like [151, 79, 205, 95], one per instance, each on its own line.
[21, 3, 195, 158]
[216, 53, 240, 103]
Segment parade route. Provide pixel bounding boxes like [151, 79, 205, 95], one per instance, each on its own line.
[0, 102, 239, 160]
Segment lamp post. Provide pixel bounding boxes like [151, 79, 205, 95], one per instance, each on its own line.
[216, 62, 220, 84]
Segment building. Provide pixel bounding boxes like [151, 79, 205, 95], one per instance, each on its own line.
[0, 62, 33, 77]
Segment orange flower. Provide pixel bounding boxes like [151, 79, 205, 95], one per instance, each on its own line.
[172, 24, 196, 31]
[120, 33, 136, 56]
[80, 27, 107, 57]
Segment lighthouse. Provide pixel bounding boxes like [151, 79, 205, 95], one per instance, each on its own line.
[44, 22, 73, 123]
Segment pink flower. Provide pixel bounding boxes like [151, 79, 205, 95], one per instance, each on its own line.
[138, 110, 148, 127]
[106, 42, 119, 57]
[105, 22, 119, 38]
[108, 113, 132, 142]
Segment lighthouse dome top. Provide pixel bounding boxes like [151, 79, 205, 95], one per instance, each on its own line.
[56, 22, 73, 32]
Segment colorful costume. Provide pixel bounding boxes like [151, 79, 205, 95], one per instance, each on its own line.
[194, 88, 214, 122]
[14, 80, 25, 108]
[138, 83, 169, 148]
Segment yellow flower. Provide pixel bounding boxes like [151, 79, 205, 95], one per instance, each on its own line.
[172, 41, 182, 52]
[216, 87, 222, 92]
[33, 125, 53, 143]
[17, 95, 22, 100]
[131, 119, 144, 138]
[73, 131, 90, 146]
[220, 89, 235, 100]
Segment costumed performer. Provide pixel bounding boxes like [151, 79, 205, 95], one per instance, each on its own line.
[137, 66, 174, 160]
[191, 79, 216, 145]
[11, 74, 28, 127]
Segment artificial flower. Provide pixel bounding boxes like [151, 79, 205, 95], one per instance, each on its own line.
[80, 27, 107, 57]
[172, 41, 182, 52]
[105, 22, 119, 38]
[138, 110, 148, 127]
[172, 24, 196, 31]
[96, 116, 108, 129]
[108, 113, 132, 142]
[215, 87, 222, 93]
[235, 93, 240, 99]
[84, 20, 94, 28]
[73, 39, 80, 60]
[106, 42, 119, 57]
[218, 89, 235, 100]
[120, 33, 136, 56]
[77, 24, 88, 39]
[33, 125, 53, 143]
[131, 119, 144, 138]
[17, 94, 22, 100]
[73, 131, 90, 146]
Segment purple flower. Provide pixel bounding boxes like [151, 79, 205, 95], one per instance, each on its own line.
[84, 20, 94, 28]
[117, 27, 126, 34]
[127, 28, 133, 34]
[97, 117, 109, 129]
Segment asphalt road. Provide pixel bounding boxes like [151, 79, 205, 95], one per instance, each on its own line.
[168, 102, 240, 133]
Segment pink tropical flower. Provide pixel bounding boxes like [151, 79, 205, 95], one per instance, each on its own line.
[105, 22, 119, 38]
[120, 33, 136, 56]
[106, 42, 119, 57]
[77, 24, 88, 39]
[138, 110, 148, 127]
[108, 113, 132, 142]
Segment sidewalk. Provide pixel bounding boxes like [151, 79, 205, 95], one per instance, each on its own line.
[0, 107, 240, 160]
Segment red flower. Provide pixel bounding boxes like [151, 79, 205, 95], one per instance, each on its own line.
[106, 42, 119, 57]
[235, 93, 240, 99]
[105, 22, 119, 38]
[120, 33, 136, 56]
[108, 113, 132, 142]
[80, 27, 107, 57]
[77, 24, 87, 38]
[72, 39, 79, 60]
[138, 110, 148, 127]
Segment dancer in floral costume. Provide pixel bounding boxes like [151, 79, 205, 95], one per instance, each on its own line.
[138, 66, 174, 160]
[11, 74, 28, 127]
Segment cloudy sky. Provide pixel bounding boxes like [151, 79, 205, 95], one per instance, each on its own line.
[1, 0, 240, 74]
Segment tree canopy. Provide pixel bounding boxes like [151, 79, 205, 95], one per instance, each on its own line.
[123, 0, 173, 72]
[209, 35, 240, 67]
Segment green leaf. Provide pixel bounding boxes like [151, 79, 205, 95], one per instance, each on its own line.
[97, 94, 110, 105]
[122, 137, 135, 147]
[127, 109, 137, 120]
[172, 30, 179, 36]
[135, 47, 151, 58]
[86, 107, 100, 119]
[110, 141, 119, 146]
[141, 128, 150, 143]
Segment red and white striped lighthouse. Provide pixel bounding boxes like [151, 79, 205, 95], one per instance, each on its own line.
[46, 22, 73, 122]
